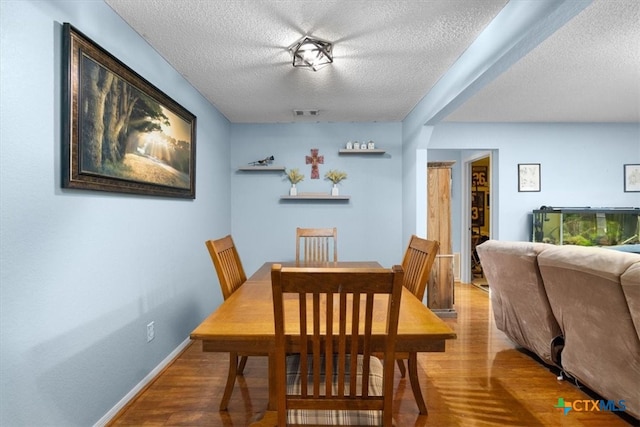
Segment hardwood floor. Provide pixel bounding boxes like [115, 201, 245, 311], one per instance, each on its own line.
[109, 283, 637, 426]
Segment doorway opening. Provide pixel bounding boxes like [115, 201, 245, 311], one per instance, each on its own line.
[470, 156, 490, 288]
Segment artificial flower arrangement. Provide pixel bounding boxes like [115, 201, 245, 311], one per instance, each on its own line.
[324, 169, 348, 184]
[285, 168, 305, 184]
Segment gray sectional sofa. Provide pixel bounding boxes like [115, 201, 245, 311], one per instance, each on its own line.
[477, 240, 640, 420]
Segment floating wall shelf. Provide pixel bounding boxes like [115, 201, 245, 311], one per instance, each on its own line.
[280, 194, 351, 201]
[237, 166, 286, 171]
[338, 149, 385, 154]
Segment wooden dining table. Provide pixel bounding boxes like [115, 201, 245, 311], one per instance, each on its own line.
[190, 261, 457, 420]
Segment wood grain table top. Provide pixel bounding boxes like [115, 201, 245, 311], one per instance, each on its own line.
[190, 261, 456, 353]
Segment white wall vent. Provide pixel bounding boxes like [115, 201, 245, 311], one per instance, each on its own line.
[293, 109, 319, 117]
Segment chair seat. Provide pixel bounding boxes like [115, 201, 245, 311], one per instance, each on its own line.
[286, 354, 383, 426]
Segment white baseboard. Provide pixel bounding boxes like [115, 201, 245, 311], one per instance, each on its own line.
[94, 337, 192, 427]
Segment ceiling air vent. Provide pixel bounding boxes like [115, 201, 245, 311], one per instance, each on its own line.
[293, 109, 319, 117]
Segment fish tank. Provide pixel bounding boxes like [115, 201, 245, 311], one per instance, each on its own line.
[532, 207, 640, 251]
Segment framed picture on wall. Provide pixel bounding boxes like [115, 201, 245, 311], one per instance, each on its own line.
[624, 164, 640, 192]
[518, 163, 541, 192]
[62, 23, 197, 198]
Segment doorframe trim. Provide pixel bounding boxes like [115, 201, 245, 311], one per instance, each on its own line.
[461, 151, 493, 284]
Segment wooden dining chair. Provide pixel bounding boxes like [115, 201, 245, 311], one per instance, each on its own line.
[295, 227, 338, 263]
[205, 235, 249, 411]
[271, 264, 403, 426]
[395, 235, 439, 414]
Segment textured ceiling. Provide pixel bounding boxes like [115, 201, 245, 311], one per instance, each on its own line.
[445, 0, 640, 123]
[105, 0, 640, 124]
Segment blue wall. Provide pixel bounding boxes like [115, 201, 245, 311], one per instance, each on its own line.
[429, 123, 640, 246]
[230, 123, 404, 275]
[0, 1, 230, 425]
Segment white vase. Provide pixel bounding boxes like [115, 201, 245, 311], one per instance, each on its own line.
[331, 184, 339, 196]
[290, 184, 297, 196]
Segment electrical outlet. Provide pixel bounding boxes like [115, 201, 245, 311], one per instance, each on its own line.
[147, 321, 155, 342]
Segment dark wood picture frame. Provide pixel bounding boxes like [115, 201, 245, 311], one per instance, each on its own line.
[623, 164, 640, 192]
[518, 163, 541, 192]
[62, 23, 196, 198]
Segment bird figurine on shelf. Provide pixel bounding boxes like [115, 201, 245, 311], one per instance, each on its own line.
[249, 155, 275, 166]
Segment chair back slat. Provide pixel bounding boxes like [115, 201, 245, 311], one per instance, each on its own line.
[324, 292, 334, 397]
[205, 235, 247, 300]
[337, 292, 347, 397]
[296, 227, 338, 263]
[271, 264, 403, 426]
[299, 293, 309, 397]
[402, 235, 439, 301]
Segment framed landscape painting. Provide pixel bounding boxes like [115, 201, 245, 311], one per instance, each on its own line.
[62, 23, 196, 198]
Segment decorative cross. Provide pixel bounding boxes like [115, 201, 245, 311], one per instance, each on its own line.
[305, 148, 324, 179]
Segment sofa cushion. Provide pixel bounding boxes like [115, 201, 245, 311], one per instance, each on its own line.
[621, 262, 640, 343]
[538, 245, 640, 419]
[476, 240, 561, 365]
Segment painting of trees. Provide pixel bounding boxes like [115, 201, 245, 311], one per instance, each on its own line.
[79, 55, 191, 189]
[63, 23, 196, 198]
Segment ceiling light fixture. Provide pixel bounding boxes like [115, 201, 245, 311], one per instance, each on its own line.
[289, 36, 333, 71]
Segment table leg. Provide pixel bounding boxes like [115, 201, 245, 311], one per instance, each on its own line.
[408, 352, 428, 415]
[219, 352, 239, 411]
[249, 353, 278, 425]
